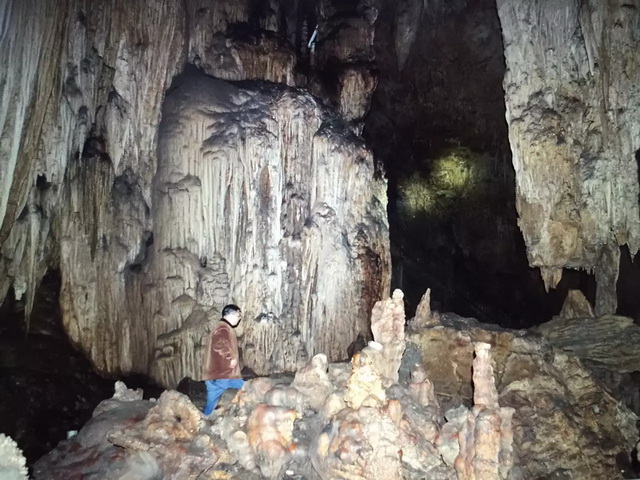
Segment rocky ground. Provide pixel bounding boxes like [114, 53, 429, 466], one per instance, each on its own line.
[2, 289, 635, 480]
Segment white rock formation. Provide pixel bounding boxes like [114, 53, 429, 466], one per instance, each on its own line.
[0, 0, 389, 385]
[0, 434, 28, 480]
[147, 72, 389, 383]
[497, 0, 640, 312]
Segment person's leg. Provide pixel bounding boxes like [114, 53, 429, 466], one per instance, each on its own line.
[225, 378, 245, 391]
[203, 380, 226, 415]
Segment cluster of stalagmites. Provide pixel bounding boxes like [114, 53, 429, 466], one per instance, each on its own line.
[34, 290, 514, 480]
[32, 289, 640, 479]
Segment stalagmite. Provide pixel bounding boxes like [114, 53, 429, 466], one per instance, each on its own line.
[558, 289, 595, 320]
[36, 289, 640, 479]
[409, 304, 639, 479]
[370, 289, 406, 384]
[246, 404, 299, 478]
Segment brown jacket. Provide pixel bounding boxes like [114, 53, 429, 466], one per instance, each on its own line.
[202, 321, 241, 380]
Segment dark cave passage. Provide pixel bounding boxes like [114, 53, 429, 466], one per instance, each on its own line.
[363, 0, 554, 327]
[0, 270, 161, 467]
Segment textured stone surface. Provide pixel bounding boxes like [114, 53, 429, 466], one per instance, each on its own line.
[0, 0, 389, 385]
[147, 72, 389, 383]
[33, 290, 639, 479]
[536, 314, 640, 373]
[407, 299, 639, 480]
[34, 291, 519, 480]
[557, 289, 595, 320]
[497, 0, 640, 308]
[0, 433, 28, 480]
[370, 288, 406, 383]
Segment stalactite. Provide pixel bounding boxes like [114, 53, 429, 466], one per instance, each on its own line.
[497, 0, 640, 305]
[0, 0, 386, 385]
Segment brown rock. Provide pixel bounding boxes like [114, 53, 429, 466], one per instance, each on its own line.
[536, 314, 640, 373]
[409, 312, 638, 479]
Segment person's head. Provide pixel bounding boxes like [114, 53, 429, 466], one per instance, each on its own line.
[222, 304, 242, 327]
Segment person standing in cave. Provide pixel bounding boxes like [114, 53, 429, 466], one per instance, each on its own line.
[202, 304, 244, 415]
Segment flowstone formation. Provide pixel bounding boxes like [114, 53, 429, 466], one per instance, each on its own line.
[148, 72, 389, 384]
[0, 0, 388, 385]
[497, 0, 640, 311]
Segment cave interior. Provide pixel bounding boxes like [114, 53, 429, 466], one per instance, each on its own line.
[1, 0, 640, 478]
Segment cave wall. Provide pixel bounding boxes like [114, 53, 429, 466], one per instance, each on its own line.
[497, 0, 640, 314]
[0, 0, 389, 385]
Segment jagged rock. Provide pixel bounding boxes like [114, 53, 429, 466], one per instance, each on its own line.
[345, 345, 388, 409]
[412, 288, 441, 329]
[0, 434, 28, 480]
[108, 391, 221, 478]
[536, 314, 640, 373]
[290, 354, 335, 412]
[246, 404, 299, 478]
[408, 363, 439, 409]
[407, 307, 639, 479]
[37, 292, 521, 480]
[497, 0, 640, 307]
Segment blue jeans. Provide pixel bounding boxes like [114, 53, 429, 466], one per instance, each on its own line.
[203, 379, 245, 415]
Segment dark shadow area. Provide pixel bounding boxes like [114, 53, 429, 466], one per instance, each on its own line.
[0, 270, 162, 468]
[365, 0, 562, 328]
[617, 244, 640, 323]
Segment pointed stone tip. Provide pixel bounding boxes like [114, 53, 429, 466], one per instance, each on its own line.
[540, 267, 562, 292]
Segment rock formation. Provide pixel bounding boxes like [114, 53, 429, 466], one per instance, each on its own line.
[407, 293, 638, 479]
[0, 0, 389, 385]
[147, 72, 389, 383]
[369, 288, 406, 383]
[31, 289, 640, 479]
[497, 0, 640, 310]
[536, 314, 640, 373]
[0, 433, 28, 480]
[34, 290, 521, 480]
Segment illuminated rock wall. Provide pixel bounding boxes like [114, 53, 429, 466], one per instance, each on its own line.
[497, 0, 640, 312]
[0, 0, 388, 385]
